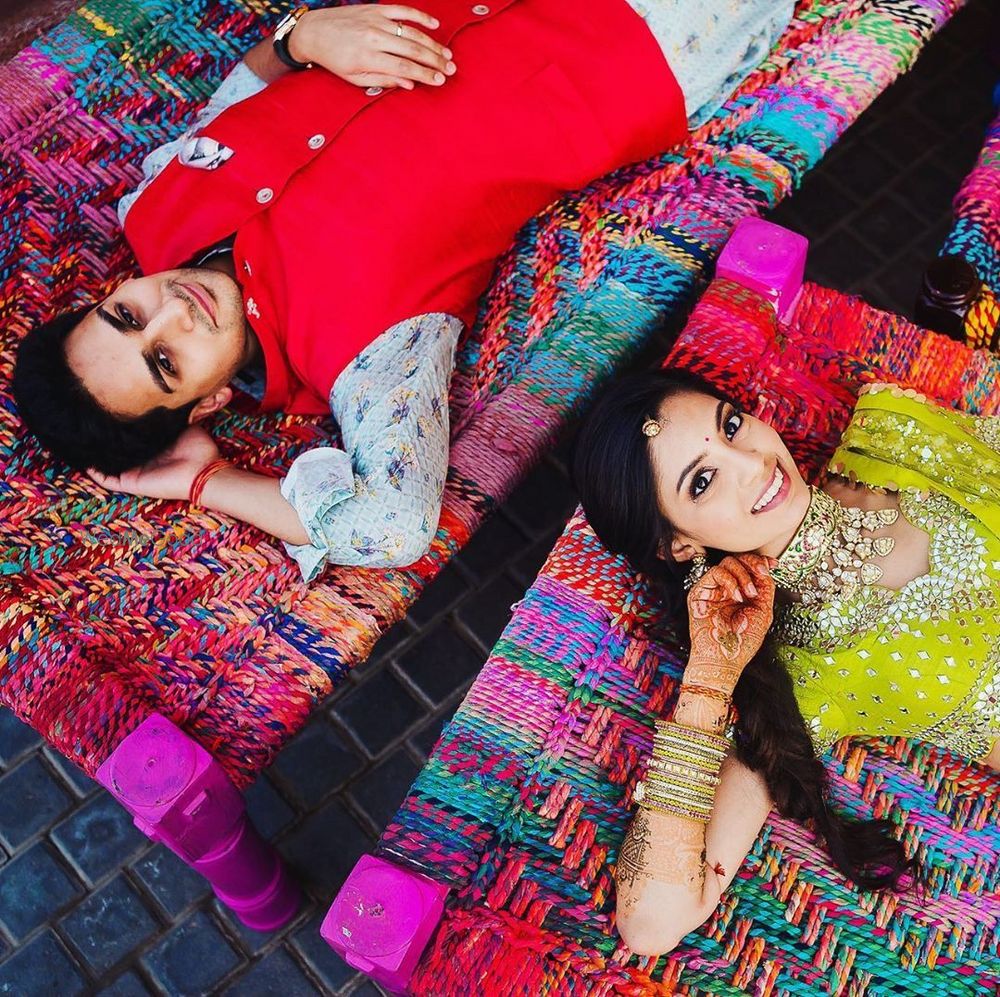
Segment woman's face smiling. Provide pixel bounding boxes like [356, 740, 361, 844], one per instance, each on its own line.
[647, 391, 812, 565]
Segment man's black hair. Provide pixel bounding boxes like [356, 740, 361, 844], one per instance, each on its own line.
[12, 306, 198, 476]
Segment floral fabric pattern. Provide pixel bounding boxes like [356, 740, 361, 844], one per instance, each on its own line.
[632, 0, 795, 125]
[280, 313, 462, 580]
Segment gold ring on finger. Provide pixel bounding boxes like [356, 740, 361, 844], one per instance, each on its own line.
[395, 22, 403, 36]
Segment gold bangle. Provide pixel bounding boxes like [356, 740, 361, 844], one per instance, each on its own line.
[642, 775, 716, 806]
[651, 742, 725, 767]
[645, 762, 719, 789]
[631, 719, 730, 823]
[646, 758, 721, 783]
[655, 725, 730, 753]
[645, 778, 716, 803]
[654, 723, 730, 756]
[635, 779, 715, 816]
[656, 718, 731, 744]
[642, 803, 712, 824]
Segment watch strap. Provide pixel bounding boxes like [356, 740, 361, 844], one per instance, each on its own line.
[272, 5, 313, 71]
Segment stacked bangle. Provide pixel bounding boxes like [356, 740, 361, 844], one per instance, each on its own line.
[189, 459, 231, 507]
[633, 720, 729, 823]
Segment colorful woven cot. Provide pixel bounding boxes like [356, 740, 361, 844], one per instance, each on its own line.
[940, 100, 1000, 295]
[939, 99, 1000, 348]
[380, 279, 1000, 995]
[0, 0, 966, 784]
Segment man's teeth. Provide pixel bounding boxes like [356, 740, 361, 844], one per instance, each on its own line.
[753, 467, 783, 512]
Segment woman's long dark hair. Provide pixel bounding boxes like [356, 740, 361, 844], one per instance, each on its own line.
[573, 368, 917, 891]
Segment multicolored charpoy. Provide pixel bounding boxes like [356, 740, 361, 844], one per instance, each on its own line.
[0, 0, 967, 785]
[382, 279, 1000, 994]
[940, 101, 1000, 296]
[939, 101, 1000, 349]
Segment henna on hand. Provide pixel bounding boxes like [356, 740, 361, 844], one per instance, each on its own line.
[685, 554, 776, 688]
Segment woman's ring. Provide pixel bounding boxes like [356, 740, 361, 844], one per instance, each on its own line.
[395, 22, 403, 37]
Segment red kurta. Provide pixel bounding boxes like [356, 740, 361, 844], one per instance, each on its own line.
[124, 0, 687, 415]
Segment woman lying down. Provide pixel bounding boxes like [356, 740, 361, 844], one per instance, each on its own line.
[574, 369, 1000, 955]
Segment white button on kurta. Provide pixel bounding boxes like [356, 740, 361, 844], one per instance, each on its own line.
[307, 134, 326, 149]
[256, 187, 273, 204]
[365, 86, 383, 97]
[472, 4, 490, 14]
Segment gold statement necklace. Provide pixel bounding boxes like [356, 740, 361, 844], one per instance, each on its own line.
[771, 486, 898, 604]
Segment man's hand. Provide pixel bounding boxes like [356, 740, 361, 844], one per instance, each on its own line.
[292, 5, 456, 90]
[87, 424, 221, 502]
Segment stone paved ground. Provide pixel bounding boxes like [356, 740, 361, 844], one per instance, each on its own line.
[1, 3, 997, 994]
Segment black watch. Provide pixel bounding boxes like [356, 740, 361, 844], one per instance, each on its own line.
[272, 6, 313, 71]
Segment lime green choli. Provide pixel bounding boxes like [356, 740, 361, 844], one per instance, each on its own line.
[777, 384, 1000, 761]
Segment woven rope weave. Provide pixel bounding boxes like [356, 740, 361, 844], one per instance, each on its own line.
[940, 101, 1000, 297]
[0, 0, 965, 784]
[383, 279, 1000, 994]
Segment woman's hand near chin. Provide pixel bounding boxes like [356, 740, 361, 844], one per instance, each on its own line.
[684, 553, 777, 694]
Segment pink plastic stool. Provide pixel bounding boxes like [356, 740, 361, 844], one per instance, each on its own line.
[96, 713, 301, 931]
[716, 217, 809, 321]
[321, 855, 448, 994]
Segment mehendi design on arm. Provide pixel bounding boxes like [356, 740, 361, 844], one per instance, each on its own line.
[615, 807, 653, 894]
[674, 689, 730, 735]
[681, 660, 742, 693]
[616, 809, 708, 911]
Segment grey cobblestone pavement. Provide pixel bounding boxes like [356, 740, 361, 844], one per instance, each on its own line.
[1, 3, 997, 993]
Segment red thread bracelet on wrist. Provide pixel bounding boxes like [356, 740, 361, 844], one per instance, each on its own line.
[189, 459, 232, 507]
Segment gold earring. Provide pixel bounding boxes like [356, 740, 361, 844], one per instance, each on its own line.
[642, 418, 661, 438]
[683, 553, 708, 591]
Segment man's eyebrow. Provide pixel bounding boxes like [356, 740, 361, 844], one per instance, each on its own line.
[95, 305, 130, 334]
[95, 306, 173, 395]
[142, 355, 174, 395]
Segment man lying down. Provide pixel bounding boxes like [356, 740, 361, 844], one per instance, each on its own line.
[14, 0, 793, 581]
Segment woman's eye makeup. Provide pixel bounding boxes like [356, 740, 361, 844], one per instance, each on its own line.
[691, 469, 714, 499]
[724, 408, 743, 439]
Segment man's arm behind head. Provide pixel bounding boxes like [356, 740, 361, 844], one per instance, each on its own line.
[12, 308, 196, 476]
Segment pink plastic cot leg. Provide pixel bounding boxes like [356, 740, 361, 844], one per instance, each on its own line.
[95, 713, 301, 931]
[715, 217, 809, 320]
[321, 855, 448, 995]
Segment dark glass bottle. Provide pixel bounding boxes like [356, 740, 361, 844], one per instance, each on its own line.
[914, 255, 983, 341]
